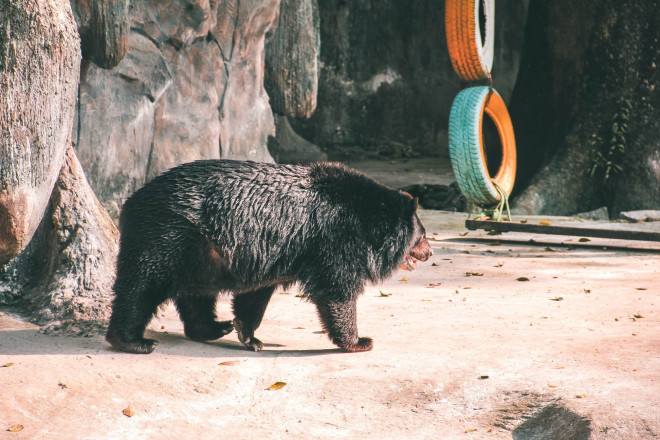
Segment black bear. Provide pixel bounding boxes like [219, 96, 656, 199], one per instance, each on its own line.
[106, 160, 432, 354]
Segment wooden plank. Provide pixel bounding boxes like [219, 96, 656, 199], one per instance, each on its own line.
[465, 219, 660, 242]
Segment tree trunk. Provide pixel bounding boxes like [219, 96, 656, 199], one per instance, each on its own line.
[510, 0, 660, 216]
[0, 0, 81, 265]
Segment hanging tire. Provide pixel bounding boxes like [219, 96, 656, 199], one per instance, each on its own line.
[445, 0, 495, 81]
[448, 86, 516, 206]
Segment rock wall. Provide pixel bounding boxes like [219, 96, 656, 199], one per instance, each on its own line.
[73, 0, 281, 219]
[291, 0, 529, 158]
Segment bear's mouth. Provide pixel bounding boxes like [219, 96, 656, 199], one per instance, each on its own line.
[400, 255, 419, 271]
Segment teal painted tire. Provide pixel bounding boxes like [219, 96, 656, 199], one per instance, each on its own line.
[448, 86, 517, 206]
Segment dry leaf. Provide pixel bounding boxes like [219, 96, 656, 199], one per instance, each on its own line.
[520, 219, 528, 224]
[267, 382, 287, 391]
[465, 272, 483, 277]
[488, 241, 502, 246]
[575, 394, 587, 399]
[379, 291, 392, 297]
[400, 276, 409, 281]
[123, 407, 135, 417]
[426, 283, 442, 288]
[8, 424, 24, 432]
[295, 293, 303, 298]
[293, 327, 305, 329]
[218, 360, 245, 366]
[548, 384, 558, 388]
[550, 297, 564, 301]
[636, 287, 647, 291]
[539, 220, 552, 225]
[459, 232, 469, 236]
[517, 277, 530, 282]
[1, 363, 14, 368]
[465, 428, 477, 433]
[578, 237, 591, 242]
[479, 375, 489, 380]
[633, 314, 644, 319]
[431, 262, 439, 266]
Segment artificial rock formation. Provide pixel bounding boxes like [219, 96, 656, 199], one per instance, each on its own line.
[1, 147, 119, 334]
[74, 0, 283, 219]
[0, 0, 81, 265]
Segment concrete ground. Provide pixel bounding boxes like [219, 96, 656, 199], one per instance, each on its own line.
[1, 158, 659, 439]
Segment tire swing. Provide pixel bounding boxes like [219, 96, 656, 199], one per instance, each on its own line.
[448, 86, 516, 208]
[445, 0, 495, 81]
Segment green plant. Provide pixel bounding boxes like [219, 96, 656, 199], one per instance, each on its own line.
[590, 97, 632, 182]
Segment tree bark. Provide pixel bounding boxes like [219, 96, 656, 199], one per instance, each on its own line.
[0, 0, 81, 265]
[510, 0, 660, 216]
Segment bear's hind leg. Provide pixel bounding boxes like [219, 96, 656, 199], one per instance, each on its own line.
[314, 298, 373, 352]
[106, 287, 165, 354]
[232, 286, 276, 351]
[176, 294, 234, 342]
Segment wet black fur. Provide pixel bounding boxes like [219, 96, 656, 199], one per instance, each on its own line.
[106, 160, 429, 353]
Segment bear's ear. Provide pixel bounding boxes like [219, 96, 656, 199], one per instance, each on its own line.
[404, 195, 418, 216]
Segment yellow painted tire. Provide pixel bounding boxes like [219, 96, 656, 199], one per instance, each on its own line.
[445, 0, 495, 81]
[448, 86, 516, 206]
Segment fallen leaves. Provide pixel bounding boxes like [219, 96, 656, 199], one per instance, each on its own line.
[550, 297, 564, 302]
[122, 407, 135, 417]
[7, 424, 24, 432]
[400, 276, 409, 282]
[2, 363, 14, 368]
[575, 394, 587, 399]
[426, 283, 442, 288]
[218, 360, 245, 366]
[379, 291, 392, 297]
[267, 382, 287, 391]
[465, 272, 483, 277]
[516, 277, 530, 282]
[539, 220, 552, 226]
[578, 237, 591, 242]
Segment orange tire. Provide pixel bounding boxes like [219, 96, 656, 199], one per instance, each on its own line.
[445, 0, 495, 81]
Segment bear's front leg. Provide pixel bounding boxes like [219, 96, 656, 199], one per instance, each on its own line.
[232, 286, 275, 351]
[314, 299, 373, 352]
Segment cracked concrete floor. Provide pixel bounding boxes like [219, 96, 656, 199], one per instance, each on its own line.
[1, 209, 658, 439]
